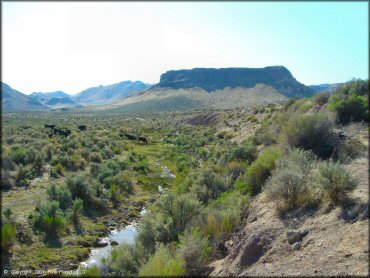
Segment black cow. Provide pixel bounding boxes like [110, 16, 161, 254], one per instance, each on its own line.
[53, 128, 61, 135]
[78, 125, 87, 131]
[138, 136, 148, 144]
[48, 133, 53, 138]
[123, 133, 137, 140]
[45, 124, 56, 129]
[60, 129, 71, 137]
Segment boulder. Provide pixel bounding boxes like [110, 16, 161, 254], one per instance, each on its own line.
[292, 241, 301, 250]
[287, 230, 301, 244]
[110, 240, 119, 246]
[95, 238, 109, 247]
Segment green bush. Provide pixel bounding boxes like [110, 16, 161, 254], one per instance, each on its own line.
[203, 191, 248, 240]
[90, 152, 103, 163]
[191, 169, 230, 204]
[283, 112, 339, 159]
[313, 92, 330, 106]
[327, 79, 369, 124]
[1, 169, 14, 190]
[15, 165, 31, 187]
[47, 184, 72, 210]
[317, 161, 358, 204]
[1, 224, 17, 253]
[177, 227, 212, 275]
[338, 138, 366, 163]
[65, 174, 94, 207]
[72, 198, 83, 223]
[139, 244, 185, 277]
[228, 141, 257, 163]
[329, 94, 368, 124]
[34, 201, 65, 237]
[105, 243, 146, 276]
[264, 149, 316, 212]
[11, 146, 27, 164]
[236, 147, 280, 196]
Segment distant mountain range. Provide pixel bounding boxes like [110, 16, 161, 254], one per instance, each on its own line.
[1, 66, 343, 112]
[2, 83, 49, 111]
[71, 81, 151, 106]
[29, 91, 80, 109]
[308, 83, 342, 94]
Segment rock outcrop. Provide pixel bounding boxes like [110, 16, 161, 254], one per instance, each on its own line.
[157, 66, 313, 98]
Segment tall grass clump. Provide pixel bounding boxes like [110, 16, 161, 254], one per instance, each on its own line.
[1, 224, 17, 253]
[138, 244, 185, 277]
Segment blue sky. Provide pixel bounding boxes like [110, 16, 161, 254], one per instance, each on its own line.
[2, 1, 368, 94]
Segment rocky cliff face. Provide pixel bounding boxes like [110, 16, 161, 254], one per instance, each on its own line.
[157, 66, 313, 98]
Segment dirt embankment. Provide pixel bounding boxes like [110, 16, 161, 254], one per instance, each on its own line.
[209, 156, 369, 276]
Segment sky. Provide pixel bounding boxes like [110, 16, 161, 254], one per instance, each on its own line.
[2, 1, 368, 95]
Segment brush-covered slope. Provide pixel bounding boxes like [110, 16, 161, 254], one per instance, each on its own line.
[1, 83, 49, 111]
[72, 80, 151, 106]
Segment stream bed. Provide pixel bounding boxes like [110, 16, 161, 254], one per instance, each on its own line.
[77, 207, 147, 272]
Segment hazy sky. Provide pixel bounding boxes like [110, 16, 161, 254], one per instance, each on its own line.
[2, 1, 368, 95]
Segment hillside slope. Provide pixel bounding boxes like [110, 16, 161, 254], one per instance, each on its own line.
[1, 83, 49, 111]
[209, 127, 369, 276]
[72, 80, 150, 106]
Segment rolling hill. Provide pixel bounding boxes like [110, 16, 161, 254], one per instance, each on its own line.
[1, 82, 49, 111]
[72, 80, 151, 106]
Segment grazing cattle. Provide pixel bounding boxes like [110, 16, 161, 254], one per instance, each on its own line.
[138, 136, 148, 144]
[45, 124, 56, 129]
[53, 128, 71, 137]
[60, 129, 71, 137]
[123, 133, 137, 140]
[53, 128, 61, 135]
[78, 125, 87, 131]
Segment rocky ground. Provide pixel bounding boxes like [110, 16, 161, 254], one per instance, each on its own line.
[209, 154, 369, 276]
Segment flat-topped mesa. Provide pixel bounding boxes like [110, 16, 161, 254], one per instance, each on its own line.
[157, 66, 313, 98]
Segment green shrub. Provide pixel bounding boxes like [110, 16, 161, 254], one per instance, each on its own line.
[283, 112, 339, 159]
[47, 184, 72, 210]
[156, 193, 202, 236]
[264, 149, 316, 212]
[139, 244, 185, 277]
[203, 191, 248, 240]
[34, 201, 65, 237]
[329, 94, 368, 124]
[133, 160, 149, 174]
[15, 165, 31, 187]
[90, 152, 102, 163]
[177, 227, 212, 275]
[65, 174, 94, 207]
[105, 243, 146, 276]
[313, 92, 330, 106]
[1, 169, 14, 190]
[317, 161, 358, 204]
[79, 265, 100, 277]
[11, 146, 27, 164]
[338, 138, 366, 163]
[327, 79, 369, 124]
[110, 184, 122, 207]
[72, 198, 83, 223]
[191, 169, 230, 204]
[1, 224, 16, 253]
[3, 207, 13, 220]
[228, 141, 257, 162]
[236, 147, 280, 196]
